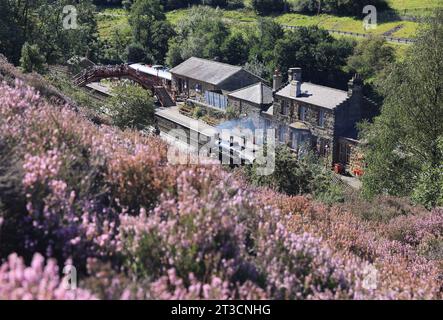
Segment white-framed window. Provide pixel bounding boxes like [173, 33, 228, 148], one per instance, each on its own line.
[291, 131, 311, 153]
[291, 131, 298, 149]
[318, 109, 325, 127]
[281, 100, 289, 115]
[298, 105, 306, 121]
[279, 126, 286, 143]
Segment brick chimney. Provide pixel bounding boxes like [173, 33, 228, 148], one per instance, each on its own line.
[273, 69, 282, 91]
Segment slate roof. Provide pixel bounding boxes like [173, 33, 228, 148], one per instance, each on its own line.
[276, 82, 349, 110]
[228, 82, 273, 105]
[170, 57, 244, 86]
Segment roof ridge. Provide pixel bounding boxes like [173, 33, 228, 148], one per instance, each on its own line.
[259, 82, 263, 104]
[303, 81, 347, 93]
[190, 57, 242, 70]
[228, 81, 269, 95]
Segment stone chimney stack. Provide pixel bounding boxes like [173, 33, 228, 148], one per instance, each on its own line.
[290, 80, 302, 97]
[291, 67, 302, 82]
[348, 74, 363, 97]
[288, 68, 294, 81]
[273, 69, 282, 91]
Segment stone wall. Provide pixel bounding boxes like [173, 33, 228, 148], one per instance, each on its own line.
[269, 96, 335, 156]
[172, 75, 216, 101]
[228, 97, 268, 117]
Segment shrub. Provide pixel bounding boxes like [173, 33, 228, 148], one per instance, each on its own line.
[19, 42, 46, 74]
[192, 106, 204, 119]
[0, 79, 441, 300]
[244, 146, 344, 203]
[107, 83, 156, 130]
[0, 253, 95, 300]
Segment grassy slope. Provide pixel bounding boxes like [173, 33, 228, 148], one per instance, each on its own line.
[387, 0, 442, 10]
[97, 2, 443, 59]
[166, 7, 424, 38]
[96, 7, 131, 40]
[274, 12, 421, 37]
[98, 7, 431, 39]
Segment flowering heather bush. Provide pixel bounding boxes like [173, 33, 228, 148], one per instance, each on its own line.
[0, 80, 442, 299]
[272, 194, 442, 299]
[118, 165, 377, 299]
[0, 253, 94, 299]
[384, 208, 443, 260]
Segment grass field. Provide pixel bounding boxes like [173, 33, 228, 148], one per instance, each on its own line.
[96, 3, 440, 51]
[275, 12, 421, 37]
[165, 8, 423, 39]
[387, 0, 442, 11]
[96, 8, 131, 40]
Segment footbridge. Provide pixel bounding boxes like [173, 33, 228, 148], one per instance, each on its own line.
[73, 64, 175, 107]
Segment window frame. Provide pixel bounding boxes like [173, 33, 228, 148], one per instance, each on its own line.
[298, 105, 306, 121]
[318, 109, 325, 127]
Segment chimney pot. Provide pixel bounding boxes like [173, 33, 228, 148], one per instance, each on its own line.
[289, 67, 302, 81]
[273, 69, 282, 91]
[288, 69, 294, 81]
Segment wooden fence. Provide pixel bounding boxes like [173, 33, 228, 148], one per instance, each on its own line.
[281, 25, 416, 44]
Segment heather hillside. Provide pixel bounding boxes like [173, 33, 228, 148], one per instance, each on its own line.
[0, 65, 442, 299]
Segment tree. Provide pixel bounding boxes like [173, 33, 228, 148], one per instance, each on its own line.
[244, 145, 343, 202]
[274, 26, 353, 81]
[165, 6, 229, 66]
[244, 55, 268, 79]
[129, 0, 175, 64]
[19, 42, 46, 73]
[360, 11, 443, 207]
[244, 18, 285, 80]
[292, 0, 388, 16]
[346, 36, 395, 84]
[0, 0, 25, 64]
[107, 83, 156, 130]
[251, 0, 286, 16]
[412, 139, 443, 208]
[221, 33, 249, 65]
[34, 0, 99, 64]
[126, 42, 147, 63]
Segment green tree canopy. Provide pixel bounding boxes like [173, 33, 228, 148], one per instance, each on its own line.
[346, 36, 395, 84]
[244, 145, 343, 203]
[166, 6, 229, 66]
[360, 11, 443, 208]
[251, 0, 286, 15]
[221, 32, 249, 65]
[293, 0, 388, 16]
[19, 42, 46, 73]
[1, 0, 99, 66]
[107, 82, 156, 130]
[274, 26, 353, 81]
[129, 0, 175, 64]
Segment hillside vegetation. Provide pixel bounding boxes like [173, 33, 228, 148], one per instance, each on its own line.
[387, 0, 442, 11]
[0, 57, 442, 299]
[97, 5, 426, 42]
